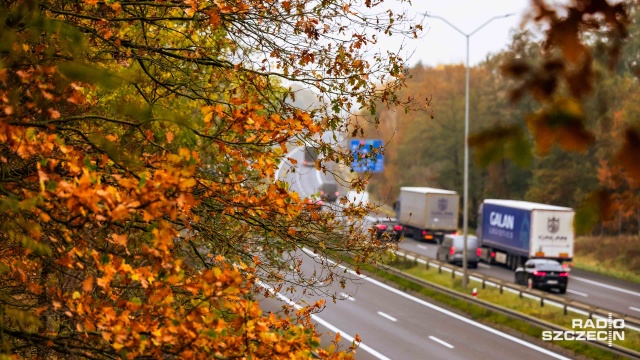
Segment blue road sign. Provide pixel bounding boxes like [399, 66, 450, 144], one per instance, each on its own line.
[350, 139, 383, 172]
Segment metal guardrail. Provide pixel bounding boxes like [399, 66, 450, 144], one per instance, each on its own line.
[394, 249, 640, 330]
[390, 249, 640, 359]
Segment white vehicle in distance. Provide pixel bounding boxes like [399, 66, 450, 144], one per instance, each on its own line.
[346, 190, 369, 206]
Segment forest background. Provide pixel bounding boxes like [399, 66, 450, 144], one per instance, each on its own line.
[0, 0, 638, 358]
[365, 5, 640, 236]
[360, 2, 640, 279]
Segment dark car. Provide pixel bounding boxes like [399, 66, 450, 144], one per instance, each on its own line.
[515, 259, 568, 294]
[435, 234, 479, 268]
[318, 182, 340, 203]
[369, 216, 404, 242]
[303, 146, 319, 167]
[302, 195, 323, 211]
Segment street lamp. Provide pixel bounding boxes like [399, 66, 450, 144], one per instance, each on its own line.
[424, 12, 515, 289]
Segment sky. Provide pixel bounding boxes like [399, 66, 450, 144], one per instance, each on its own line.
[377, 0, 535, 68]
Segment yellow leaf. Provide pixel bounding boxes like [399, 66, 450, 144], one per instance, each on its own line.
[203, 112, 213, 125]
[180, 178, 196, 189]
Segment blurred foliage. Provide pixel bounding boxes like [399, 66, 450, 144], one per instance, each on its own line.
[0, 0, 421, 357]
[362, 0, 640, 235]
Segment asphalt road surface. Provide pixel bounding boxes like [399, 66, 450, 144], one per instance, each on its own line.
[258, 248, 573, 360]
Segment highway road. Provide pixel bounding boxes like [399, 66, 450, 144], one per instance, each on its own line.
[279, 144, 640, 320]
[271, 144, 640, 359]
[258, 248, 573, 360]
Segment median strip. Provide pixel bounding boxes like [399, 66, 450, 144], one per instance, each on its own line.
[396, 249, 640, 331]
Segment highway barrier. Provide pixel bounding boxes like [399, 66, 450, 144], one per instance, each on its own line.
[390, 248, 640, 359]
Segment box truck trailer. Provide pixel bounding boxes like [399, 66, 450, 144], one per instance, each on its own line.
[395, 187, 459, 243]
[302, 146, 319, 167]
[477, 199, 575, 270]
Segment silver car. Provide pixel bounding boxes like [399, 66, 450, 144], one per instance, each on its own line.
[436, 235, 479, 268]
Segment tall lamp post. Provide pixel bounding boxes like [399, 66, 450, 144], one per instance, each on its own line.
[424, 13, 515, 289]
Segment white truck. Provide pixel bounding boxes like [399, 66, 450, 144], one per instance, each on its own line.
[395, 187, 460, 243]
[476, 199, 575, 270]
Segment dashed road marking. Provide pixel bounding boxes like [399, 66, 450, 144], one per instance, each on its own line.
[566, 289, 588, 297]
[377, 311, 397, 322]
[340, 292, 355, 301]
[429, 336, 454, 349]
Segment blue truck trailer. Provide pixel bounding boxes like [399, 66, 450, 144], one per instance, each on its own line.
[477, 199, 575, 270]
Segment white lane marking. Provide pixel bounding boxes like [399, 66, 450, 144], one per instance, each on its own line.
[417, 245, 428, 250]
[571, 275, 640, 297]
[429, 336, 454, 349]
[257, 280, 391, 360]
[302, 248, 571, 360]
[478, 263, 491, 269]
[566, 289, 588, 297]
[377, 311, 397, 322]
[630, 306, 640, 313]
[340, 292, 355, 301]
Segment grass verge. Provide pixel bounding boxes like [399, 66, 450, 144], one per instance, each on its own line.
[574, 235, 640, 284]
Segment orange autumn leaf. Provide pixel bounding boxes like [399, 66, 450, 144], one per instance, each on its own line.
[82, 277, 94, 292]
[47, 108, 61, 119]
[111, 234, 128, 246]
[0, 0, 410, 357]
